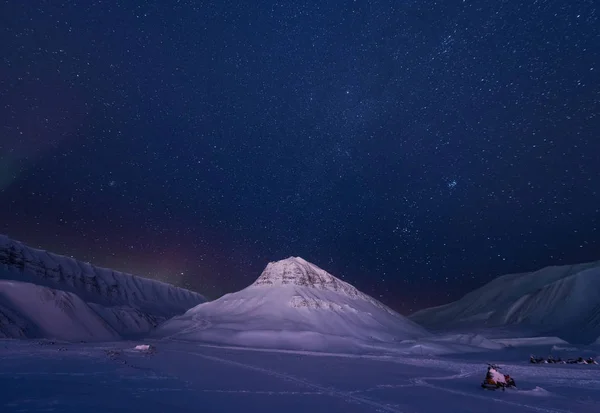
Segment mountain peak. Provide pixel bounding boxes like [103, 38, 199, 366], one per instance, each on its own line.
[251, 257, 357, 294]
[157, 256, 430, 348]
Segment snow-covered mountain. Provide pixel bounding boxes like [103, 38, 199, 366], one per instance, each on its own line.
[409, 261, 600, 344]
[155, 257, 430, 351]
[0, 234, 206, 340]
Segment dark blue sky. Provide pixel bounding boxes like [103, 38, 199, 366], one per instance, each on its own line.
[1, 0, 599, 313]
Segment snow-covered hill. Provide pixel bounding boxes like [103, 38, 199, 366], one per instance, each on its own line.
[155, 257, 430, 351]
[409, 261, 600, 344]
[0, 234, 206, 340]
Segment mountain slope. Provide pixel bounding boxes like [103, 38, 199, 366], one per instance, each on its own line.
[0, 280, 118, 340]
[409, 261, 600, 344]
[0, 234, 206, 340]
[155, 257, 429, 351]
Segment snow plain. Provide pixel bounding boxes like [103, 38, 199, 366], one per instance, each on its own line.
[1, 338, 599, 413]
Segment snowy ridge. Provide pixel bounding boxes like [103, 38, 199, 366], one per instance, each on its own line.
[0, 234, 206, 340]
[409, 261, 600, 344]
[155, 257, 430, 351]
[0, 235, 205, 315]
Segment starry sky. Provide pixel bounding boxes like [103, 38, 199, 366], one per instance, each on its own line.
[1, 0, 599, 313]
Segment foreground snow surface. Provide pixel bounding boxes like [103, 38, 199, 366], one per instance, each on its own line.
[1, 340, 599, 413]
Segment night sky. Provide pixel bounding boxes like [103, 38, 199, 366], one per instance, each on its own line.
[1, 1, 599, 313]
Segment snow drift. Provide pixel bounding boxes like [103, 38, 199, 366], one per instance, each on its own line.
[155, 257, 430, 351]
[0, 234, 206, 340]
[409, 261, 600, 344]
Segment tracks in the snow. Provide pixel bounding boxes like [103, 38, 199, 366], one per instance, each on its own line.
[166, 348, 407, 413]
[166, 348, 577, 413]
